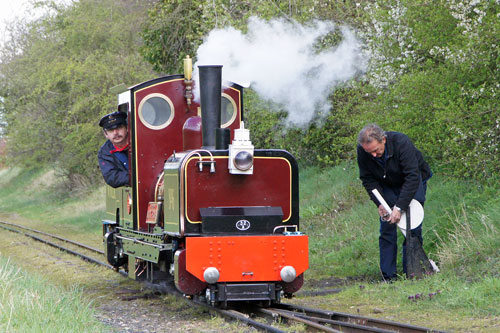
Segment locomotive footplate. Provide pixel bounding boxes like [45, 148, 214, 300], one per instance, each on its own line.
[115, 228, 171, 263]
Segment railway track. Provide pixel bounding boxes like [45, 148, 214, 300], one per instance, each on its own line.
[203, 302, 444, 333]
[0, 220, 444, 332]
[260, 303, 444, 332]
[0, 220, 118, 271]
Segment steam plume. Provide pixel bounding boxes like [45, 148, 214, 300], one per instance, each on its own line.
[194, 16, 366, 126]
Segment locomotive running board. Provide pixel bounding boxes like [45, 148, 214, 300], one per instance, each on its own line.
[116, 228, 171, 263]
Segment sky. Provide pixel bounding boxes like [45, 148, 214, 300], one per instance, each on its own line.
[0, 0, 33, 46]
[0, 0, 70, 47]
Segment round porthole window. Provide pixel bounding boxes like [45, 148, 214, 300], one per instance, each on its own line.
[221, 93, 237, 128]
[138, 93, 174, 130]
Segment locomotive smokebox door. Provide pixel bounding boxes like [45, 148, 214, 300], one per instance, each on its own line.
[200, 206, 283, 234]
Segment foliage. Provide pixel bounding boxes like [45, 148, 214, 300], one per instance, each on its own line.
[0, 0, 155, 186]
[359, 0, 500, 179]
[1, 0, 499, 185]
[141, 0, 500, 178]
[140, 1, 205, 74]
[140, 0, 363, 74]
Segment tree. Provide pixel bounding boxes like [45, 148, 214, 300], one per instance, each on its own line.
[140, 0, 362, 73]
[360, 0, 500, 178]
[0, 0, 156, 188]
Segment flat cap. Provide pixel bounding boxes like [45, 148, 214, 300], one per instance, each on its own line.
[99, 111, 127, 130]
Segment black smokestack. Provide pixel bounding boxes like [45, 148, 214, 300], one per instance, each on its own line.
[216, 127, 230, 150]
[198, 65, 222, 148]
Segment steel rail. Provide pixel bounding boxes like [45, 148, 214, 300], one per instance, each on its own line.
[257, 307, 342, 332]
[0, 221, 127, 277]
[191, 300, 285, 333]
[276, 303, 446, 333]
[0, 222, 108, 266]
[0, 220, 103, 254]
[266, 308, 400, 333]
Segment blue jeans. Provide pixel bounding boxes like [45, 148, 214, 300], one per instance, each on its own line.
[379, 180, 427, 280]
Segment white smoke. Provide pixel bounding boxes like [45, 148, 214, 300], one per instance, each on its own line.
[193, 16, 366, 126]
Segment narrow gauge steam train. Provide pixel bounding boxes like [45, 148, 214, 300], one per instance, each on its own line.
[102, 57, 308, 306]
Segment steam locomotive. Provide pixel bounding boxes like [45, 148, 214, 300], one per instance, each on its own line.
[102, 57, 308, 306]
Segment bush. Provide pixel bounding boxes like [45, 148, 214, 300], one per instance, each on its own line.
[358, 0, 500, 179]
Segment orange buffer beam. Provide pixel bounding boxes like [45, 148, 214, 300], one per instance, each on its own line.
[186, 235, 308, 282]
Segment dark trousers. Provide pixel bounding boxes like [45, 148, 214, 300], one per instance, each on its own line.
[379, 180, 427, 280]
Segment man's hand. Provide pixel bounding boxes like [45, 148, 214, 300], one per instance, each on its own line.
[378, 205, 390, 221]
[388, 207, 402, 224]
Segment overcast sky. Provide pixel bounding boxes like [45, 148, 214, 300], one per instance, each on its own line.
[0, 0, 32, 46]
[0, 0, 71, 47]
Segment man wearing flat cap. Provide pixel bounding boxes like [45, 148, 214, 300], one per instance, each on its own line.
[98, 111, 130, 188]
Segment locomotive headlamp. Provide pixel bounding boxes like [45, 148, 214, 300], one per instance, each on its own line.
[203, 267, 220, 284]
[228, 122, 254, 175]
[280, 266, 297, 283]
[234, 151, 253, 171]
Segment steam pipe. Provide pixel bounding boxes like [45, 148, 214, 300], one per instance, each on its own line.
[198, 65, 222, 148]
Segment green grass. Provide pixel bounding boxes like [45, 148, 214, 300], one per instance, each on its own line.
[0, 167, 103, 245]
[0, 257, 106, 332]
[300, 272, 500, 331]
[299, 162, 500, 320]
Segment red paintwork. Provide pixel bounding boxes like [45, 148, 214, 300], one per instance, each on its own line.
[132, 78, 242, 231]
[185, 235, 309, 283]
[282, 274, 304, 294]
[175, 248, 207, 295]
[184, 156, 292, 223]
[182, 116, 202, 151]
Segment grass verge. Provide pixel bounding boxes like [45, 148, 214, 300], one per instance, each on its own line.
[0, 256, 106, 332]
[0, 167, 103, 246]
[299, 162, 500, 331]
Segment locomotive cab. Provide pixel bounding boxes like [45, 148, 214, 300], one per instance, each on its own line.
[102, 59, 308, 306]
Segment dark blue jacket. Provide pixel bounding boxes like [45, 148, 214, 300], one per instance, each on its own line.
[98, 140, 129, 188]
[357, 131, 431, 211]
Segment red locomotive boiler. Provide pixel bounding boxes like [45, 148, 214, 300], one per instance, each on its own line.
[103, 58, 308, 306]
